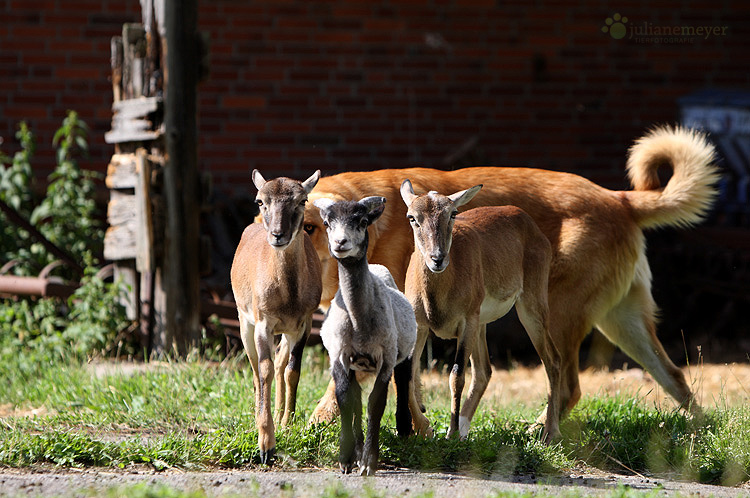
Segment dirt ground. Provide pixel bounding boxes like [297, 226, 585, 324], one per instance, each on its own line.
[1, 465, 749, 498]
[2, 363, 750, 497]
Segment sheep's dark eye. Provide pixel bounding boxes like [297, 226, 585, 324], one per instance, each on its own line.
[256, 199, 263, 207]
[303, 224, 316, 235]
[407, 215, 419, 227]
[450, 211, 458, 219]
[322, 220, 329, 228]
[359, 218, 368, 229]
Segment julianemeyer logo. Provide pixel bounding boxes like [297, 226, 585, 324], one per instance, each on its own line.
[602, 13, 728, 44]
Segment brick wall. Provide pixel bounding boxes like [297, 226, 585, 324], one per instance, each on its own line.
[1, 0, 142, 177]
[2, 0, 748, 192]
[3, 0, 749, 363]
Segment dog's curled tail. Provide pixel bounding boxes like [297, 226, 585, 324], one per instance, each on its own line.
[624, 125, 721, 230]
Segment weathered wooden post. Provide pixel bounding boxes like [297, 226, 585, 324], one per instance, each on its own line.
[105, 0, 204, 356]
[105, 17, 164, 353]
[161, 0, 201, 354]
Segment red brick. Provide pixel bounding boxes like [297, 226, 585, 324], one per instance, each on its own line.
[267, 31, 311, 43]
[276, 18, 319, 29]
[55, 67, 102, 79]
[315, 32, 355, 44]
[4, 106, 49, 119]
[222, 96, 267, 109]
[271, 122, 311, 133]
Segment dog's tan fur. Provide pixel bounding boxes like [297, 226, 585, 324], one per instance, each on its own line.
[305, 126, 719, 424]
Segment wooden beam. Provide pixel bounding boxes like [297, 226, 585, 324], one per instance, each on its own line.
[135, 148, 155, 274]
[159, 0, 201, 356]
[105, 97, 163, 145]
[111, 36, 123, 104]
[106, 153, 138, 189]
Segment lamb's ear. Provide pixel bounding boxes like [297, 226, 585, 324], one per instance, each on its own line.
[252, 169, 266, 191]
[449, 184, 482, 208]
[302, 170, 321, 194]
[400, 179, 417, 207]
[313, 198, 335, 215]
[359, 196, 386, 224]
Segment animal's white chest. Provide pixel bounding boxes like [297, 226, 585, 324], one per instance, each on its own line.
[479, 292, 519, 323]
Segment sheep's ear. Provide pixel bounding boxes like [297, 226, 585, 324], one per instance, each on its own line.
[302, 170, 321, 194]
[448, 184, 482, 208]
[252, 169, 266, 191]
[400, 179, 417, 207]
[359, 196, 386, 224]
[313, 198, 335, 214]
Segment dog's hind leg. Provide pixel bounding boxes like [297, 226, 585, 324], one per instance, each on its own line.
[595, 261, 697, 413]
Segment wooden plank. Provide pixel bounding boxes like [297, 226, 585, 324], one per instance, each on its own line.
[103, 224, 137, 261]
[106, 153, 138, 189]
[110, 116, 153, 134]
[122, 23, 147, 99]
[114, 261, 139, 321]
[111, 36, 123, 104]
[112, 96, 161, 117]
[105, 128, 162, 145]
[106, 190, 137, 227]
[135, 148, 154, 274]
[151, 267, 168, 354]
[105, 97, 163, 144]
[104, 190, 137, 261]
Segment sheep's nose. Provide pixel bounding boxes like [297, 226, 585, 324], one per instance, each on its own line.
[431, 255, 444, 267]
[334, 237, 348, 247]
[271, 231, 284, 240]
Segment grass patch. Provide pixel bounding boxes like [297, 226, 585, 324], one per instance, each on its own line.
[1, 348, 749, 486]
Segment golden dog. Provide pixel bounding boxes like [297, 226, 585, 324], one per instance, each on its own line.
[302, 126, 718, 425]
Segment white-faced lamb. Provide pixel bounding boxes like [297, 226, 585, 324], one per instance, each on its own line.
[230, 170, 322, 465]
[401, 180, 562, 442]
[313, 196, 417, 476]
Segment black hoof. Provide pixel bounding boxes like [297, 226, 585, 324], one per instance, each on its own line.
[260, 447, 276, 465]
[358, 451, 378, 476]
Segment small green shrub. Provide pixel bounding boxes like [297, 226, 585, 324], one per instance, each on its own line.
[0, 112, 130, 362]
[31, 111, 102, 269]
[0, 121, 37, 274]
[64, 267, 131, 357]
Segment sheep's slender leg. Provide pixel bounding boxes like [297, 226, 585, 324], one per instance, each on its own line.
[393, 356, 413, 437]
[352, 376, 364, 462]
[253, 318, 278, 465]
[274, 335, 290, 425]
[409, 326, 433, 437]
[448, 325, 471, 439]
[359, 368, 390, 476]
[458, 323, 491, 439]
[332, 361, 356, 473]
[238, 313, 263, 450]
[281, 319, 310, 427]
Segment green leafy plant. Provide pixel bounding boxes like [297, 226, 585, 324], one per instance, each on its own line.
[64, 267, 131, 358]
[0, 112, 131, 361]
[30, 110, 102, 269]
[0, 121, 37, 274]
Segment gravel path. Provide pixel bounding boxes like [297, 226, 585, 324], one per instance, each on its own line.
[1, 466, 749, 497]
